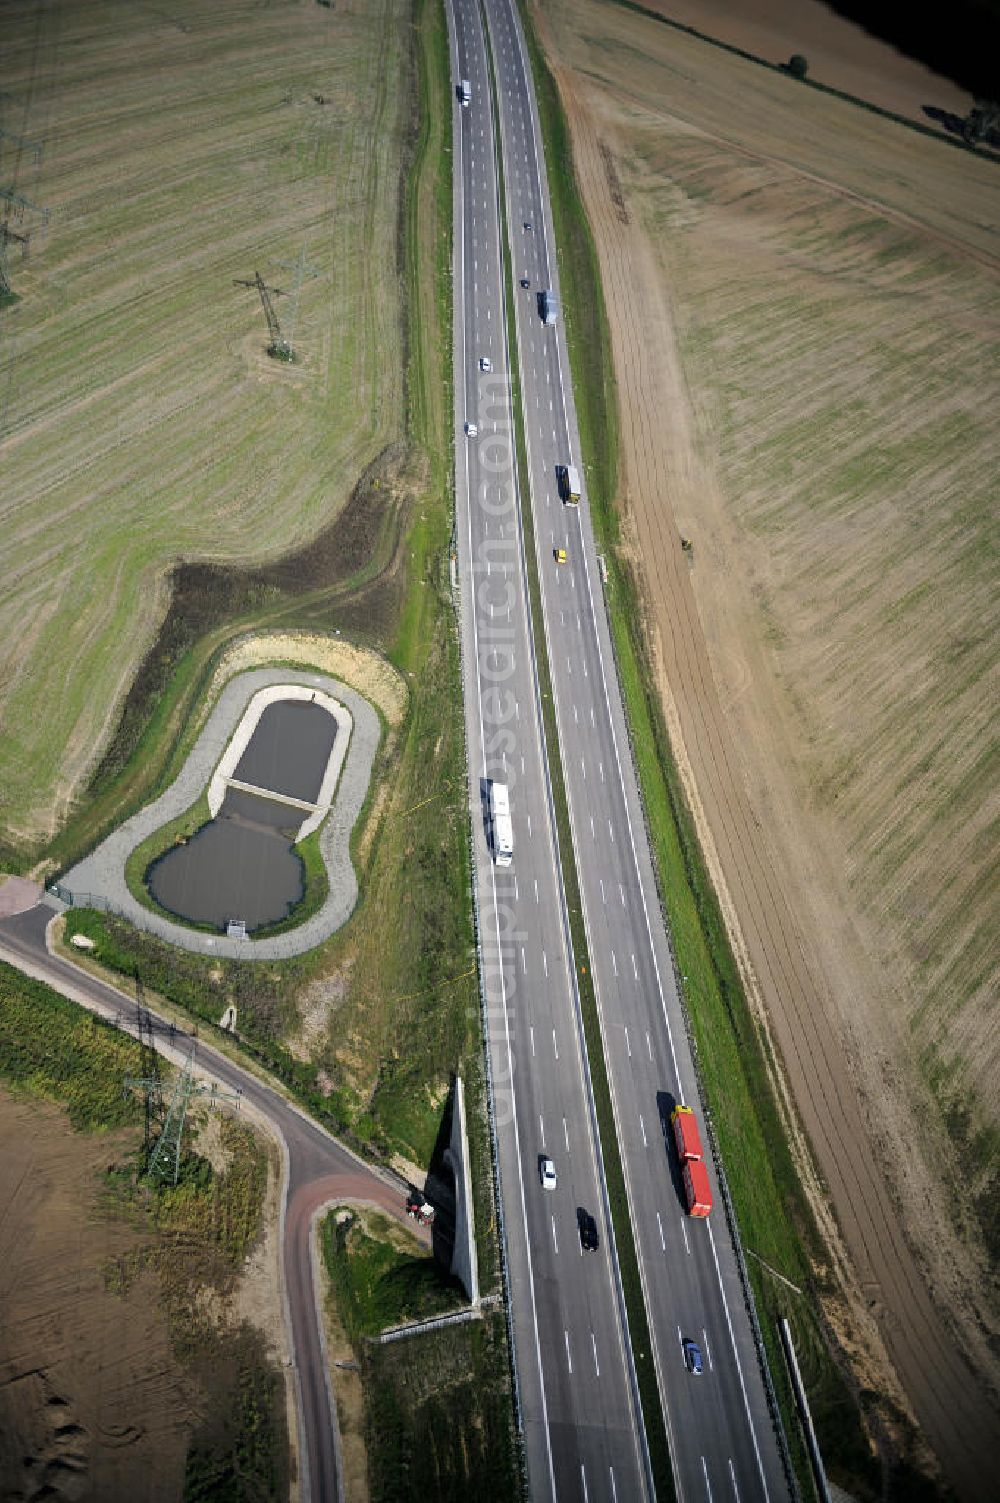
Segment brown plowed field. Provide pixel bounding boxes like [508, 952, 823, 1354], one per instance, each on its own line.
[0, 1091, 194, 1500]
[531, 0, 1000, 1495]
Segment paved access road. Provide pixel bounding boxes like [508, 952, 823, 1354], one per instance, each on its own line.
[0, 901, 424, 1503]
[453, 0, 792, 1498]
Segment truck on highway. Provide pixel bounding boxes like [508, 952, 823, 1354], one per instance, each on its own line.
[540, 288, 559, 325]
[557, 463, 581, 504]
[489, 780, 513, 867]
[458, 79, 471, 106]
[671, 1104, 713, 1217]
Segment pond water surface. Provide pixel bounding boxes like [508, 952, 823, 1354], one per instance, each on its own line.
[147, 699, 339, 932]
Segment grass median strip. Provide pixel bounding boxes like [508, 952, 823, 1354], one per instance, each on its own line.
[482, 19, 672, 1498]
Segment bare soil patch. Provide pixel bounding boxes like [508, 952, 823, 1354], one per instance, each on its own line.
[204, 634, 409, 732]
[0, 1091, 193, 1501]
[536, 0, 1000, 1494]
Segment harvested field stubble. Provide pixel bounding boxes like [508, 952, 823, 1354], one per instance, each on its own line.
[533, 0, 1000, 1494]
[0, 0, 408, 847]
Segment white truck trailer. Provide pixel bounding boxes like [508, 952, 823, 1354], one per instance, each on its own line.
[558, 464, 581, 504]
[489, 781, 513, 867]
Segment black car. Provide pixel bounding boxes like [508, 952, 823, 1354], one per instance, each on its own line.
[520, 277, 530, 288]
[523, 220, 533, 231]
[578, 1210, 599, 1252]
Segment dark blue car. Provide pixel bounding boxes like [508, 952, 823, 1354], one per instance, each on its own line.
[682, 1338, 703, 1375]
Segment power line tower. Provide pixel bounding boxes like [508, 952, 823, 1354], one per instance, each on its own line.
[0, 125, 46, 304]
[124, 1039, 242, 1186]
[275, 244, 319, 363]
[134, 979, 163, 1163]
[233, 269, 290, 361]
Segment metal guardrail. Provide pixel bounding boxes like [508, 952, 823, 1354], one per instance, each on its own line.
[374, 1305, 487, 1345]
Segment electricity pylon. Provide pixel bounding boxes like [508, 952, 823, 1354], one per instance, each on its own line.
[233, 270, 289, 359]
[124, 1043, 242, 1186]
[0, 185, 47, 301]
[275, 244, 318, 362]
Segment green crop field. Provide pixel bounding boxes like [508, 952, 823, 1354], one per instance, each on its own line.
[0, 0, 408, 852]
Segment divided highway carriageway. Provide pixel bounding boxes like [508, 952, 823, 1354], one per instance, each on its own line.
[449, 1, 792, 1500]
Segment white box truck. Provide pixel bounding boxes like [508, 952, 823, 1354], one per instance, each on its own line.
[558, 464, 581, 504]
[459, 79, 471, 106]
[489, 781, 513, 866]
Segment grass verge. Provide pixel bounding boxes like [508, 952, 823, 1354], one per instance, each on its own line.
[367, 1313, 518, 1503]
[339, 1299, 519, 1503]
[322, 1205, 463, 1341]
[484, 20, 671, 1498]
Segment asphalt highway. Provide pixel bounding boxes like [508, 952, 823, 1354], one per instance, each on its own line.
[452, 0, 791, 1498]
[0, 900, 422, 1503]
[449, 0, 651, 1497]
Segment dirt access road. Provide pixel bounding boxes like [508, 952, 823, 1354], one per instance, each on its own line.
[0, 900, 428, 1503]
[532, 1, 1000, 1496]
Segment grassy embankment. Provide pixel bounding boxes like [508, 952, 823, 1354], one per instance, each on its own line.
[323, 1206, 516, 1503]
[0, 961, 288, 1502]
[515, 5, 896, 1498]
[322, 1206, 463, 1340]
[484, 17, 671, 1498]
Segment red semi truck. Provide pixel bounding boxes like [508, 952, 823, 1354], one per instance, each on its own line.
[671, 1104, 713, 1218]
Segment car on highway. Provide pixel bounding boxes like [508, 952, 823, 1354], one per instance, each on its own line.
[554, 547, 567, 565]
[539, 1156, 557, 1191]
[578, 1210, 599, 1251]
[682, 1338, 703, 1375]
[479, 356, 492, 372]
[520, 277, 530, 288]
[523, 220, 533, 230]
[465, 421, 478, 437]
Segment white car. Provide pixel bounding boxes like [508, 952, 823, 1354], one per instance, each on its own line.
[539, 1156, 557, 1191]
[479, 356, 492, 372]
[465, 421, 478, 437]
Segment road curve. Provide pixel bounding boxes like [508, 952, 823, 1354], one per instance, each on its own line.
[0, 900, 426, 1503]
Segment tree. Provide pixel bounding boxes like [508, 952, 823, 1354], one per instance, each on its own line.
[963, 99, 1000, 145]
[785, 54, 809, 80]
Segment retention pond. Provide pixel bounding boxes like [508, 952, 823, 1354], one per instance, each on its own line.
[147, 700, 339, 932]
